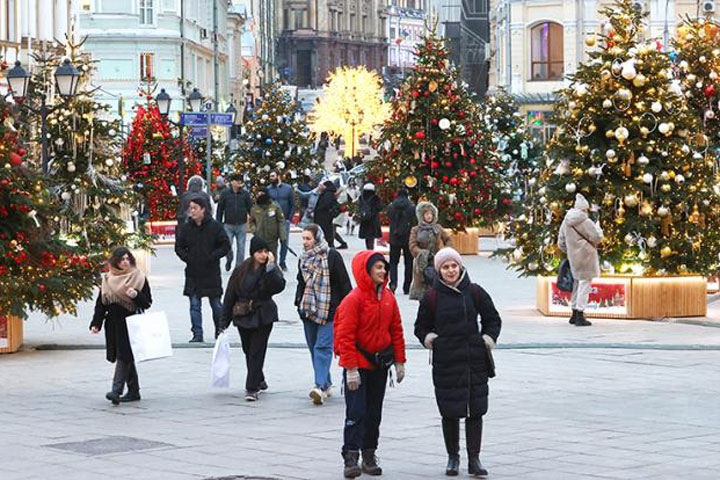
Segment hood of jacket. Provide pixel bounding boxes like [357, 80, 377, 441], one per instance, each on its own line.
[351, 250, 389, 296]
[187, 175, 204, 193]
[564, 208, 589, 227]
[416, 201, 438, 224]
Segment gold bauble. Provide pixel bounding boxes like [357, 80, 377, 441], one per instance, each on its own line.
[606, 130, 615, 138]
[404, 175, 418, 188]
[660, 246, 673, 258]
[585, 35, 597, 47]
[633, 74, 647, 87]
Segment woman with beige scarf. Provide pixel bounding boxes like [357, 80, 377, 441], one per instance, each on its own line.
[90, 247, 152, 406]
[408, 202, 453, 300]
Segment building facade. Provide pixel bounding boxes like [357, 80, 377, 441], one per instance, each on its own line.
[276, 0, 389, 88]
[489, 0, 705, 142]
[387, 0, 427, 71]
[77, 0, 239, 123]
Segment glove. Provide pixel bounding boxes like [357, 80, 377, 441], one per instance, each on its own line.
[395, 363, 405, 383]
[346, 369, 361, 391]
[482, 334, 495, 350]
[424, 332, 438, 349]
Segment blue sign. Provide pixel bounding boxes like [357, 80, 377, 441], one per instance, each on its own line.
[210, 113, 234, 126]
[181, 112, 208, 126]
[190, 127, 208, 137]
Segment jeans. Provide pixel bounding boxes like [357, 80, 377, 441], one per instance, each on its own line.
[570, 279, 592, 311]
[279, 220, 291, 266]
[111, 360, 139, 395]
[189, 295, 223, 337]
[303, 320, 334, 390]
[389, 243, 413, 292]
[238, 323, 274, 391]
[224, 223, 247, 267]
[342, 367, 388, 453]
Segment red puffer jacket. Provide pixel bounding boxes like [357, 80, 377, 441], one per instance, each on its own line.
[334, 250, 407, 370]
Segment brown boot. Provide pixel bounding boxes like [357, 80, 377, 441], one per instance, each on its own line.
[362, 448, 383, 475]
[342, 450, 361, 478]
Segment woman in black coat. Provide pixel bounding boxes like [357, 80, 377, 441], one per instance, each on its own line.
[358, 183, 382, 250]
[313, 180, 339, 248]
[219, 236, 286, 401]
[90, 247, 152, 406]
[414, 247, 501, 477]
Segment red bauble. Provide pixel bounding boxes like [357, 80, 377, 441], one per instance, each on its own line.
[469, 158, 476, 165]
[431, 118, 439, 125]
[502, 198, 512, 205]
[474, 208, 481, 215]
[444, 161, 453, 168]
[38, 284, 46, 292]
[9, 152, 22, 166]
[450, 177, 459, 186]
[705, 84, 716, 97]
[454, 211, 463, 220]
[423, 91, 430, 97]
[452, 153, 458, 159]
[458, 112, 465, 119]
[431, 161, 440, 169]
[415, 131, 426, 140]
[17, 148, 26, 156]
[411, 91, 420, 99]
[470, 172, 477, 178]
[442, 176, 449, 183]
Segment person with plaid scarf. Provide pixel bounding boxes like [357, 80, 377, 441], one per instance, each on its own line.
[295, 223, 352, 405]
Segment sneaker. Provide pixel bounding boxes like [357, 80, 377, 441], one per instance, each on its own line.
[245, 390, 259, 401]
[259, 381, 269, 391]
[309, 387, 326, 405]
[323, 386, 333, 398]
[105, 391, 120, 406]
[189, 335, 204, 343]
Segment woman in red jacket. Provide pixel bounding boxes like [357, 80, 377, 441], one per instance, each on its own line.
[334, 250, 407, 478]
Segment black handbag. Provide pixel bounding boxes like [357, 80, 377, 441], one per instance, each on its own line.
[423, 254, 437, 285]
[357, 344, 395, 368]
[557, 259, 574, 292]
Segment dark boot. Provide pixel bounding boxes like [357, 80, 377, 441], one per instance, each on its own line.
[467, 417, 487, 476]
[105, 391, 120, 405]
[120, 392, 141, 402]
[569, 309, 578, 324]
[574, 310, 592, 327]
[361, 448, 383, 475]
[442, 418, 460, 475]
[342, 450, 362, 478]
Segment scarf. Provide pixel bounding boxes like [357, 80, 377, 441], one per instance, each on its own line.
[416, 219, 442, 252]
[101, 265, 146, 312]
[299, 240, 332, 324]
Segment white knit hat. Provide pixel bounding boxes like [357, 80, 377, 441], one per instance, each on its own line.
[574, 193, 590, 211]
[434, 247, 463, 271]
[363, 183, 375, 191]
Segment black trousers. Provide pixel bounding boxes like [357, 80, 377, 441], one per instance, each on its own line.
[112, 360, 139, 395]
[342, 367, 388, 453]
[238, 323, 273, 392]
[333, 225, 347, 247]
[364, 238, 375, 250]
[441, 416, 483, 457]
[389, 243, 413, 292]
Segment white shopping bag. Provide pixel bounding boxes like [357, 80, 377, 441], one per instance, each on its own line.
[126, 311, 173, 362]
[211, 331, 231, 388]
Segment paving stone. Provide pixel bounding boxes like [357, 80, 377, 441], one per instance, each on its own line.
[45, 435, 174, 456]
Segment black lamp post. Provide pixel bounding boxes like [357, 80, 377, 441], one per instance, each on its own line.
[6, 59, 80, 174]
[226, 103, 238, 139]
[154, 88, 188, 199]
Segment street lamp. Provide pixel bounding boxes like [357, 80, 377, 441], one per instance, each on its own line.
[187, 88, 203, 112]
[226, 103, 237, 124]
[155, 88, 172, 117]
[5, 58, 81, 174]
[153, 88, 189, 202]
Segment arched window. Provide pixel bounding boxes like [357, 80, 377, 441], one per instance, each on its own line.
[531, 22, 563, 80]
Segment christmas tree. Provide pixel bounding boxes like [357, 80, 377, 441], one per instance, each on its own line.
[123, 86, 202, 221]
[0, 94, 96, 320]
[27, 38, 153, 261]
[504, 0, 720, 276]
[482, 88, 541, 215]
[234, 82, 315, 191]
[368, 29, 510, 230]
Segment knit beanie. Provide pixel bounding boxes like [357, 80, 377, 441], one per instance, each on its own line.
[366, 252, 389, 273]
[363, 183, 375, 191]
[434, 247, 463, 271]
[250, 236, 270, 256]
[574, 193, 590, 211]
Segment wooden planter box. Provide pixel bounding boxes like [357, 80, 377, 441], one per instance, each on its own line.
[477, 224, 499, 237]
[537, 275, 707, 319]
[450, 228, 479, 255]
[707, 277, 719, 294]
[0, 315, 23, 354]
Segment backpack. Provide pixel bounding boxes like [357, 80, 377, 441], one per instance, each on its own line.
[390, 201, 414, 238]
[360, 199, 374, 222]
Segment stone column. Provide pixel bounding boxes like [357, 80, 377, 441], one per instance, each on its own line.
[54, 0, 68, 41]
[37, 0, 54, 41]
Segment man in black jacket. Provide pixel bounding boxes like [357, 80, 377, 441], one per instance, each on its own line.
[387, 188, 416, 294]
[313, 180, 339, 248]
[216, 173, 253, 271]
[175, 195, 231, 342]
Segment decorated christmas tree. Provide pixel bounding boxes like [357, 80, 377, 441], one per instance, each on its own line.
[26, 38, 153, 262]
[504, 0, 720, 276]
[368, 29, 510, 230]
[123, 86, 202, 220]
[482, 88, 541, 215]
[0, 95, 96, 320]
[234, 82, 315, 191]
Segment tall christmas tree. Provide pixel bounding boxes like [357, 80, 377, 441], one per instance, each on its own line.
[234, 82, 315, 191]
[368, 29, 510, 230]
[504, 0, 720, 276]
[0, 94, 96, 320]
[482, 88, 541, 215]
[123, 86, 202, 220]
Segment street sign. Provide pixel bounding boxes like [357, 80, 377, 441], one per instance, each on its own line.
[181, 112, 208, 126]
[190, 127, 208, 138]
[203, 101, 214, 112]
[210, 113, 234, 126]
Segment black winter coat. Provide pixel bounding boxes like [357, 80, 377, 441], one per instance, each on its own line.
[90, 280, 152, 363]
[359, 191, 382, 240]
[387, 196, 416, 246]
[314, 188, 339, 237]
[220, 262, 286, 330]
[294, 248, 352, 323]
[216, 187, 252, 225]
[414, 271, 502, 419]
[175, 217, 231, 298]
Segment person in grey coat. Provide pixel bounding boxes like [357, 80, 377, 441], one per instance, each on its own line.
[558, 193, 604, 327]
[178, 175, 212, 221]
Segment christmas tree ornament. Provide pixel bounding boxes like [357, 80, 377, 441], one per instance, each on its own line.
[438, 118, 451, 130]
[603, 99, 613, 108]
[565, 182, 577, 193]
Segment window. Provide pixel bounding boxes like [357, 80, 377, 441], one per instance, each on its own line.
[361, 15, 366, 32]
[526, 110, 556, 143]
[293, 9, 305, 29]
[139, 0, 154, 25]
[140, 53, 155, 81]
[283, 9, 289, 30]
[531, 22, 563, 80]
[350, 13, 355, 30]
[81, 0, 92, 12]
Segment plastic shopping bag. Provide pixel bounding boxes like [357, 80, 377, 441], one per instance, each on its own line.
[126, 311, 173, 362]
[211, 331, 231, 388]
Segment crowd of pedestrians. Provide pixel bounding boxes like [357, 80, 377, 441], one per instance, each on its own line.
[89, 169, 506, 478]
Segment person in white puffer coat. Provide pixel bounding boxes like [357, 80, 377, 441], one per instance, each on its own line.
[558, 193, 604, 326]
